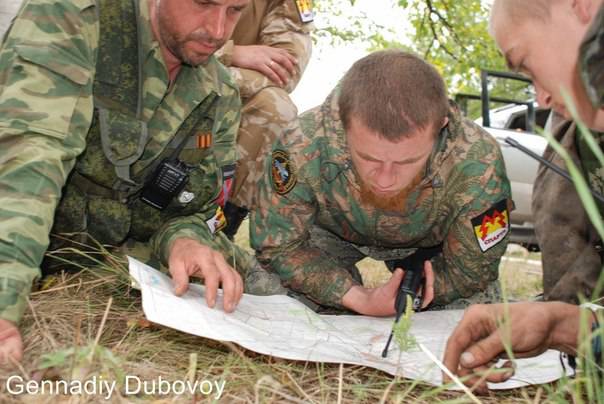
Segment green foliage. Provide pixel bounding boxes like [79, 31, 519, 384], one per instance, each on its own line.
[394, 0, 535, 110]
[40, 344, 125, 384]
[393, 294, 418, 352]
[313, 0, 387, 46]
[317, 0, 535, 115]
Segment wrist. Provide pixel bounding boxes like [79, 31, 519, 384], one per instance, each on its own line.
[549, 302, 582, 354]
[341, 285, 369, 314]
[580, 302, 603, 363]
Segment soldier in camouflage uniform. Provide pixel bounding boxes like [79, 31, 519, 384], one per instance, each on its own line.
[443, 3, 604, 388]
[217, 0, 313, 237]
[0, 0, 283, 365]
[533, 113, 603, 303]
[491, 0, 604, 302]
[250, 50, 512, 315]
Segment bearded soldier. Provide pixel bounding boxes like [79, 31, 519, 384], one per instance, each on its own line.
[251, 50, 512, 315]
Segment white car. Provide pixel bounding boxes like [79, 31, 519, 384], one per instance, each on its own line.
[476, 104, 549, 248]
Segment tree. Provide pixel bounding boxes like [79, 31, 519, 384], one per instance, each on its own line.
[399, 0, 533, 117]
[315, 0, 535, 118]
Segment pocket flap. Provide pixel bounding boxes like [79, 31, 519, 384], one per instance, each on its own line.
[15, 44, 91, 85]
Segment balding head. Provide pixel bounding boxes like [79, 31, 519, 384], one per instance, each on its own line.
[490, 0, 557, 31]
[489, 0, 604, 130]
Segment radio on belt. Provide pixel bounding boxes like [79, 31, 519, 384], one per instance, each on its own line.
[140, 158, 190, 210]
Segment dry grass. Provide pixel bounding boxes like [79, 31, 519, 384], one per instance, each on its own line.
[0, 230, 581, 403]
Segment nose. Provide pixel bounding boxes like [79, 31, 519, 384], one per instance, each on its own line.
[205, 8, 227, 41]
[534, 82, 553, 109]
[373, 164, 396, 190]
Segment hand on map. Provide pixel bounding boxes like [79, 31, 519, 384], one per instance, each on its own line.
[231, 45, 297, 87]
[342, 260, 434, 316]
[443, 302, 582, 394]
[168, 238, 243, 312]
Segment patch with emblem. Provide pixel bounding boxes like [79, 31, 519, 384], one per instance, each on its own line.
[471, 199, 510, 252]
[206, 206, 227, 234]
[177, 190, 195, 204]
[271, 149, 297, 195]
[295, 0, 314, 23]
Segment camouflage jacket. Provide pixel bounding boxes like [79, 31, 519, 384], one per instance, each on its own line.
[533, 115, 602, 303]
[250, 89, 512, 307]
[0, 0, 241, 324]
[216, 0, 313, 97]
[579, 4, 604, 215]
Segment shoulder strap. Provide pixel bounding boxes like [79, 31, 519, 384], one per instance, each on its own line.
[93, 0, 141, 116]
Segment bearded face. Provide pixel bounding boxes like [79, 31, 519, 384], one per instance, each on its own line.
[157, 11, 226, 66]
[154, 0, 248, 67]
[357, 169, 424, 212]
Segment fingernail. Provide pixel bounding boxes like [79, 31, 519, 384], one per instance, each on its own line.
[504, 369, 514, 379]
[461, 352, 475, 365]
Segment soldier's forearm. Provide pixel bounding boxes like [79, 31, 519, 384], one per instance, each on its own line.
[151, 216, 218, 268]
[262, 248, 358, 307]
[0, 265, 40, 324]
[431, 255, 500, 306]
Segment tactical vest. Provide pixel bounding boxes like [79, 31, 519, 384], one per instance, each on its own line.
[52, 0, 227, 245]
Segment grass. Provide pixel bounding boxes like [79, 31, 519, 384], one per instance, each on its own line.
[0, 235, 588, 403]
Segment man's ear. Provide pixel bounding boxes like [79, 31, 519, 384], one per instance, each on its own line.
[572, 0, 596, 24]
[441, 116, 449, 129]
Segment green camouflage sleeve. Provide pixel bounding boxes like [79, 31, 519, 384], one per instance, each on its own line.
[226, 0, 313, 98]
[432, 134, 512, 306]
[250, 122, 358, 307]
[150, 81, 244, 267]
[0, 0, 98, 324]
[579, 3, 604, 108]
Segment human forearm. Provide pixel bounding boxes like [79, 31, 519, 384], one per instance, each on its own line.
[431, 253, 501, 306]
[0, 129, 83, 323]
[259, 0, 313, 91]
[257, 245, 357, 307]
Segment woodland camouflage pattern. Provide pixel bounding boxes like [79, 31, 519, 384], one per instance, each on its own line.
[251, 87, 512, 308]
[216, 0, 313, 208]
[0, 0, 281, 325]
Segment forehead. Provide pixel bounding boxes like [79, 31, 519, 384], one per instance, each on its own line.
[346, 118, 434, 156]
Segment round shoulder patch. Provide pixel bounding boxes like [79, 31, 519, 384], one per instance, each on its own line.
[271, 149, 297, 195]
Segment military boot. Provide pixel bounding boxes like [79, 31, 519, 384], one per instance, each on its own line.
[223, 202, 249, 240]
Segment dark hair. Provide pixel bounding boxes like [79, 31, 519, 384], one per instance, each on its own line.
[338, 50, 448, 140]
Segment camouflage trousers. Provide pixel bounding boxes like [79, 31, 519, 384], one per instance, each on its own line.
[307, 226, 502, 311]
[230, 86, 298, 209]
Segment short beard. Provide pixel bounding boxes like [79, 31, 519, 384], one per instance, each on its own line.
[357, 171, 424, 212]
[157, 12, 224, 66]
